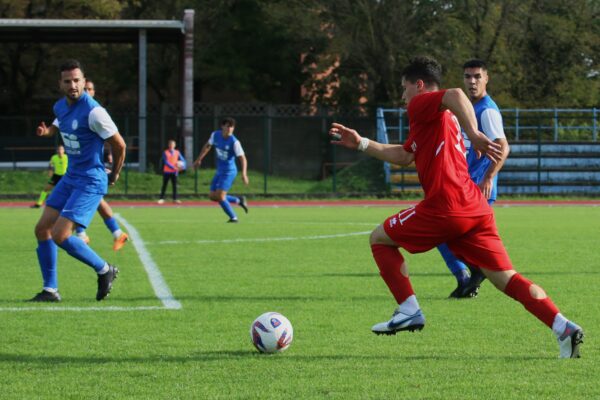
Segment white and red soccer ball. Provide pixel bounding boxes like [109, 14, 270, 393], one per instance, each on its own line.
[250, 312, 293, 353]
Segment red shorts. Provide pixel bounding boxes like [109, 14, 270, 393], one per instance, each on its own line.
[383, 207, 513, 271]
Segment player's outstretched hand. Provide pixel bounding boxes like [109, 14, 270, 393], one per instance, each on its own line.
[470, 131, 502, 163]
[329, 123, 362, 150]
[242, 173, 249, 185]
[193, 159, 201, 169]
[36, 121, 49, 137]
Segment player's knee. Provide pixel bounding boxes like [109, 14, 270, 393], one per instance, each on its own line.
[34, 222, 51, 240]
[369, 229, 378, 245]
[98, 203, 112, 218]
[50, 226, 70, 245]
[369, 227, 387, 245]
[529, 284, 547, 299]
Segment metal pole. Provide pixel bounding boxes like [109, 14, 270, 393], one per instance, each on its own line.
[554, 108, 558, 141]
[537, 121, 542, 194]
[263, 106, 272, 195]
[138, 28, 147, 173]
[593, 108, 598, 142]
[194, 114, 199, 195]
[181, 9, 195, 165]
[515, 108, 520, 141]
[124, 116, 130, 195]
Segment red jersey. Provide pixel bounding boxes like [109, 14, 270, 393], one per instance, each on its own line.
[403, 90, 491, 217]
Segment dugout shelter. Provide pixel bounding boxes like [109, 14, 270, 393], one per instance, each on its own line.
[0, 10, 195, 172]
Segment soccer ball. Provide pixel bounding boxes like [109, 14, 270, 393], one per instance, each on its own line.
[250, 312, 293, 353]
[176, 160, 186, 170]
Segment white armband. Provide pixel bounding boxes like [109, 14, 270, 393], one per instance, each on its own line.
[357, 137, 369, 152]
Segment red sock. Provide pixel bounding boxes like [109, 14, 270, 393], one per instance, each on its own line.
[370, 244, 414, 304]
[504, 273, 559, 328]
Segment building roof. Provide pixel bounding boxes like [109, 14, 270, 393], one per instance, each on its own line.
[0, 18, 186, 43]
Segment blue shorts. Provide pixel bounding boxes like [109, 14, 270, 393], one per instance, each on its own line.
[210, 172, 236, 192]
[45, 179, 103, 228]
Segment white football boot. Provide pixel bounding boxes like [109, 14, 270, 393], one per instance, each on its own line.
[557, 321, 584, 358]
[371, 308, 425, 335]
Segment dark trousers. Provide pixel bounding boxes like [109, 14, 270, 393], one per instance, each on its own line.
[160, 173, 178, 200]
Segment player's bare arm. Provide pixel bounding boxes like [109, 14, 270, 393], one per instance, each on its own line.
[441, 89, 502, 163]
[193, 142, 212, 169]
[329, 123, 414, 166]
[479, 138, 510, 198]
[36, 122, 58, 137]
[106, 133, 126, 185]
[238, 154, 249, 185]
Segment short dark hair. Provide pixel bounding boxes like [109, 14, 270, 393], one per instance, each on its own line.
[402, 56, 442, 87]
[463, 59, 488, 70]
[59, 59, 84, 75]
[221, 117, 236, 127]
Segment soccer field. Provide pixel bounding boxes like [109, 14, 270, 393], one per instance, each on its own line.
[1, 204, 598, 399]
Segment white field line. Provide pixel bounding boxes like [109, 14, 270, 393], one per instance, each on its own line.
[151, 231, 372, 245]
[115, 214, 182, 310]
[1, 215, 182, 312]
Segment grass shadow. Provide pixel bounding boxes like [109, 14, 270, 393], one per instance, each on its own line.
[0, 351, 550, 365]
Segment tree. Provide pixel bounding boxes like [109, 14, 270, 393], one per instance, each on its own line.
[0, 0, 123, 114]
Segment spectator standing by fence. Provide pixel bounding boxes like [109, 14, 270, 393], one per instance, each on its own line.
[158, 139, 185, 204]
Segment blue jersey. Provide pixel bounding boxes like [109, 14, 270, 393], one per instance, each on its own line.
[53, 92, 118, 194]
[209, 130, 244, 174]
[462, 95, 505, 202]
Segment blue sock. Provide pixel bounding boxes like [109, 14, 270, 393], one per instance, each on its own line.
[437, 243, 469, 283]
[104, 217, 120, 234]
[36, 239, 58, 289]
[58, 236, 106, 273]
[226, 195, 240, 204]
[75, 226, 85, 234]
[219, 200, 237, 220]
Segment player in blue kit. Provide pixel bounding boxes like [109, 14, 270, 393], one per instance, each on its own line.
[193, 117, 249, 222]
[74, 79, 129, 251]
[30, 59, 126, 302]
[438, 59, 510, 298]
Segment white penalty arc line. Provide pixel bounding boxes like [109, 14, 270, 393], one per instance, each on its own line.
[115, 214, 182, 310]
[152, 231, 372, 245]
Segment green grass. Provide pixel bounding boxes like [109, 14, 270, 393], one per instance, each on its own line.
[1, 205, 598, 399]
[0, 169, 328, 196]
[0, 158, 387, 197]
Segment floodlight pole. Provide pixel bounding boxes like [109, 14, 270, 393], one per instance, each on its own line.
[138, 28, 147, 173]
[181, 9, 195, 164]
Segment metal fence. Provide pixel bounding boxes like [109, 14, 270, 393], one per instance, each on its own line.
[377, 107, 600, 195]
[0, 104, 374, 194]
[377, 108, 599, 143]
[2, 106, 599, 195]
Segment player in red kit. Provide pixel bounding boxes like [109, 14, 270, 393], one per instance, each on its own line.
[329, 56, 583, 358]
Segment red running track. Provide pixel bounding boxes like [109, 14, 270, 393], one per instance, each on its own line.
[2, 199, 600, 208]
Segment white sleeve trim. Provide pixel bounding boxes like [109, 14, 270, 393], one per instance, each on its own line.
[88, 107, 118, 139]
[480, 108, 505, 141]
[233, 140, 245, 157]
[52, 119, 59, 128]
[208, 131, 216, 145]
